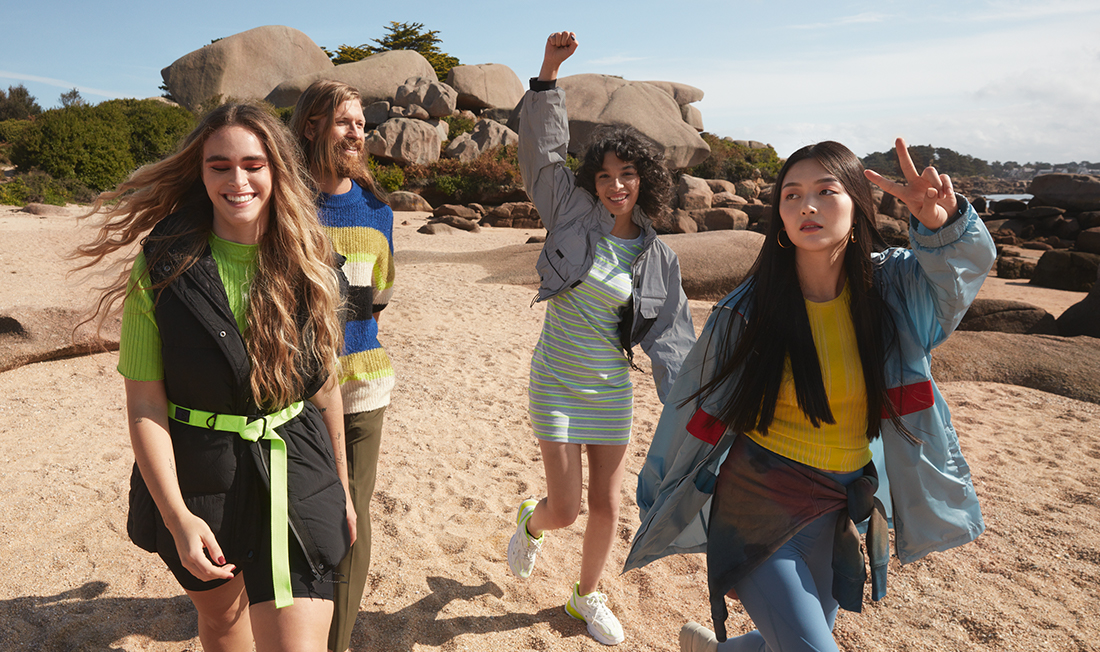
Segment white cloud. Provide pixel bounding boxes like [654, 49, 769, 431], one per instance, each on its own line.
[788, 12, 889, 30]
[0, 70, 123, 100]
[633, 9, 1100, 163]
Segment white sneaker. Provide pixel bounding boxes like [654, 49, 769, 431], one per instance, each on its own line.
[679, 621, 718, 652]
[507, 498, 543, 579]
[565, 581, 625, 646]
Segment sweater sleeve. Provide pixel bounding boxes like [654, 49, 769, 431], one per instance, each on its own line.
[373, 205, 396, 313]
[117, 253, 164, 381]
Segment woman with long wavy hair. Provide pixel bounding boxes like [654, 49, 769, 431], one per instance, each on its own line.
[77, 102, 354, 652]
[626, 139, 996, 652]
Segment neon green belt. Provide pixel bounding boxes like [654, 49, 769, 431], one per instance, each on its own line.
[168, 399, 304, 609]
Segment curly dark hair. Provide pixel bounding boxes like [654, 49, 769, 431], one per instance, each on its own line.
[575, 125, 673, 220]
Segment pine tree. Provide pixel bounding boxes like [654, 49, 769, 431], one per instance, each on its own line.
[0, 85, 43, 121]
[59, 88, 85, 108]
[328, 22, 459, 81]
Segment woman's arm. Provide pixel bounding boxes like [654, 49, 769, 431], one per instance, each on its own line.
[125, 378, 236, 581]
[307, 376, 357, 545]
[517, 31, 595, 234]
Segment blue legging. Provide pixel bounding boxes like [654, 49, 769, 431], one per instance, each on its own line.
[718, 468, 862, 652]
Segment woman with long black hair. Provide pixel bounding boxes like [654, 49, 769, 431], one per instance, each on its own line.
[626, 138, 995, 652]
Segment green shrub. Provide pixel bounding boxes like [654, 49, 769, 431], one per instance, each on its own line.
[368, 157, 405, 192]
[106, 99, 195, 166]
[440, 115, 475, 141]
[404, 145, 521, 202]
[9, 99, 194, 192]
[431, 174, 463, 197]
[275, 105, 295, 126]
[0, 170, 95, 206]
[0, 178, 27, 205]
[690, 133, 782, 183]
[0, 119, 33, 166]
[0, 85, 42, 121]
[13, 102, 134, 191]
[0, 119, 33, 145]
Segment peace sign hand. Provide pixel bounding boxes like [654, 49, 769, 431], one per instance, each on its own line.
[864, 137, 959, 231]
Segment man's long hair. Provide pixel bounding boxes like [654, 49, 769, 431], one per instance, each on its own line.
[75, 102, 343, 409]
[289, 79, 390, 203]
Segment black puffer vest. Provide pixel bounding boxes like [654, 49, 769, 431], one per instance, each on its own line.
[126, 206, 350, 581]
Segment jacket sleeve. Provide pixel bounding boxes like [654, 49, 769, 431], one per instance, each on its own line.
[626, 295, 747, 572]
[517, 87, 598, 234]
[879, 196, 996, 351]
[637, 244, 696, 402]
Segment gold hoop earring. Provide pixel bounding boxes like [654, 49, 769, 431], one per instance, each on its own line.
[850, 230, 857, 244]
[777, 229, 793, 249]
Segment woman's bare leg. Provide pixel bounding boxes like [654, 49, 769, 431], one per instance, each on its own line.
[185, 574, 252, 652]
[250, 596, 334, 652]
[526, 440, 584, 535]
[579, 443, 628, 595]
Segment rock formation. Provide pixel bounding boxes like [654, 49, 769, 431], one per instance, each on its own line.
[957, 299, 1058, 335]
[266, 50, 437, 108]
[1029, 174, 1100, 212]
[366, 118, 442, 166]
[445, 120, 518, 162]
[509, 74, 709, 169]
[932, 331, 1100, 405]
[1056, 267, 1100, 338]
[394, 78, 458, 118]
[162, 26, 333, 112]
[446, 64, 524, 111]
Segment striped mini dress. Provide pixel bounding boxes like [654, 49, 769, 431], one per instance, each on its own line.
[528, 233, 645, 445]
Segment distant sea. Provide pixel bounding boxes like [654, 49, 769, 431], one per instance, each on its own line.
[985, 193, 1033, 202]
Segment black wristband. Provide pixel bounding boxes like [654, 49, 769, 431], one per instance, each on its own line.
[529, 77, 557, 92]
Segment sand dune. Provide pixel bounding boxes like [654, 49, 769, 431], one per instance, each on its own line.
[0, 206, 1097, 651]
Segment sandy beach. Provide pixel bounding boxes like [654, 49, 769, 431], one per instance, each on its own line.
[0, 204, 1097, 651]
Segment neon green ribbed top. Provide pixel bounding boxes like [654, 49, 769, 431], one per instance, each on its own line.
[118, 234, 258, 381]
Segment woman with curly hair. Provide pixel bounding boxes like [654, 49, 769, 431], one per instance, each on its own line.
[76, 102, 354, 652]
[505, 30, 695, 646]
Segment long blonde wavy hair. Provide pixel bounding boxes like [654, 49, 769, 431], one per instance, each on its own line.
[289, 79, 390, 203]
[76, 102, 343, 408]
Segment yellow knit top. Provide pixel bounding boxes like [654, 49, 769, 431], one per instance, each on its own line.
[745, 283, 871, 472]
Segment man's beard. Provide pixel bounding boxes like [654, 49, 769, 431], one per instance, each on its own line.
[332, 137, 364, 178]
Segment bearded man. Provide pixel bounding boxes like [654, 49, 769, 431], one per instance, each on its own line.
[291, 80, 396, 652]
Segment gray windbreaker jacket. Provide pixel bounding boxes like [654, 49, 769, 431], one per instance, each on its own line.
[518, 86, 696, 401]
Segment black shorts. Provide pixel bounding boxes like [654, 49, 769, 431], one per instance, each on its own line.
[161, 525, 335, 604]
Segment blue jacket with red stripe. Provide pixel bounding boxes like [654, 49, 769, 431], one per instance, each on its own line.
[625, 197, 996, 573]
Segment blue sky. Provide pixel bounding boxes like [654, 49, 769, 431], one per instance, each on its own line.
[3, 0, 1098, 164]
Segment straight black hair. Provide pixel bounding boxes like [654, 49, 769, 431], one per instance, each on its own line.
[689, 141, 914, 443]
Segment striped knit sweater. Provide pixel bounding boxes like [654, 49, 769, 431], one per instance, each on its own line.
[317, 180, 396, 414]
